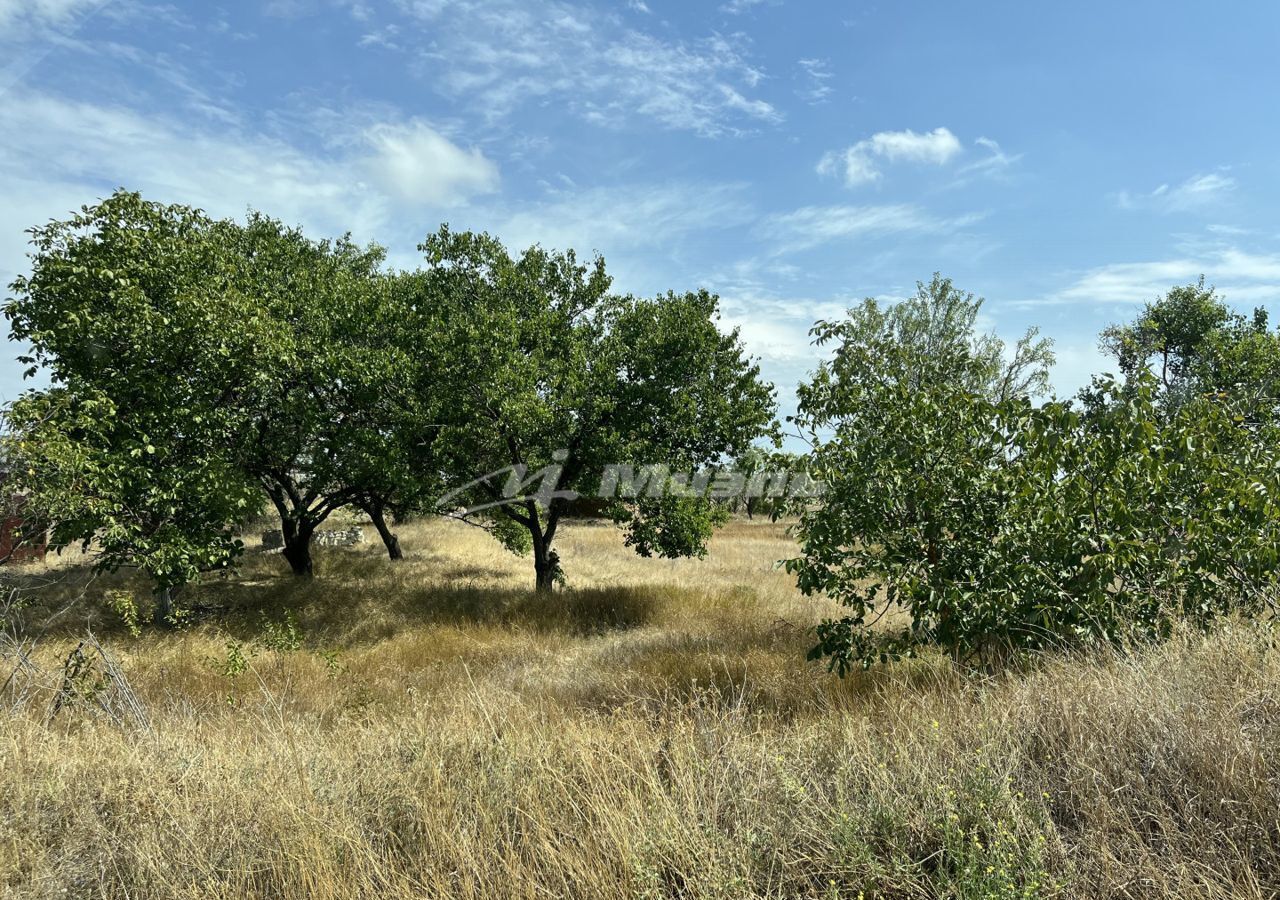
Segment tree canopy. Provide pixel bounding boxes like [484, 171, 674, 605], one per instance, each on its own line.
[2, 192, 411, 609]
[3, 193, 262, 620]
[2, 193, 778, 612]
[413, 226, 778, 591]
[790, 276, 1280, 671]
[1101, 277, 1280, 421]
[10, 189, 1279, 659]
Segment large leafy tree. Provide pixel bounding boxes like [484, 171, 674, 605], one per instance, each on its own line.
[415, 227, 777, 591]
[786, 276, 1047, 666]
[5, 191, 414, 593]
[3, 192, 263, 621]
[225, 214, 406, 574]
[787, 275, 1054, 618]
[1100, 278, 1236, 395]
[790, 277, 1280, 670]
[786, 277, 1049, 666]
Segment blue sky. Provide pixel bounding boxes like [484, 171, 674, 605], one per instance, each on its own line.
[3, 0, 1280, 422]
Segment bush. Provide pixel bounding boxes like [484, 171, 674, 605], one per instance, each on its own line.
[790, 288, 1280, 671]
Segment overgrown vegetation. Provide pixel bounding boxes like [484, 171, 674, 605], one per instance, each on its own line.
[6, 191, 1280, 897]
[2, 192, 776, 607]
[790, 276, 1280, 670]
[3, 519, 1280, 898]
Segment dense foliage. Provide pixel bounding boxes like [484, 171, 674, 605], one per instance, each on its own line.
[790, 277, 1280, 670]
[3, 195, 262, 620]
[412, 226, 777, 590]
[8, 191, 1280, 652]
[1101, 277, 1280, 421]
[2, 193, 776, 610]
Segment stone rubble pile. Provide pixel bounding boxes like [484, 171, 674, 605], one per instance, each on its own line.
[313, 527, 367, 547]
[259, 527, 367, 551]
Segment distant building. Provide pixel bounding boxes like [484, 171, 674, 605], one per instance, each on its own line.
[0, 471, 48, 564]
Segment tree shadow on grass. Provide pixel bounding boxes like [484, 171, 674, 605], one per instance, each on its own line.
[4, 546, 663, 648]
[252, 581, 663, 649]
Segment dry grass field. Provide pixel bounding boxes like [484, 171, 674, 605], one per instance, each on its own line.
[2, 517, 1280, 898]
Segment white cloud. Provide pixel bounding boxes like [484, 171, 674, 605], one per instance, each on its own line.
[720, 0, 766, 12]
[796, 57, 832, 104]
[400, 0, 778, 137]
[0, 90, 499, 281]
[715, 288, 840, 365]
[957, 137, 1021, 178]
[758, 203, 984, 253]
[0, 0, 107, 28]
[1207, 223, 1252, 236]
[475, 181, 751, 293]
[864, 128, 963, 164]
[818, 127, 964, 187]
[0, 0, 131, 94]
[364, 121, 499, 205]
[717, 84, 781, 122]
[1046, 341, 1111, 398]
[357, 24, 402, 50]
[1023, 247, 1280, 308]
[1115, 171, 1236, 212]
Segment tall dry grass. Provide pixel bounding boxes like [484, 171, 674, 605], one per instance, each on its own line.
[2, 517, 1278, 898]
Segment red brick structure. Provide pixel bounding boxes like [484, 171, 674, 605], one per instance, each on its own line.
[0, 478, 47, 564]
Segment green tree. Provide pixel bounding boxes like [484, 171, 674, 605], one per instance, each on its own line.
[786, 275, 1042, 666]
[1100, 278, 1236, 395]
[811, 274, 1055, 407]
[728, 446, 802, 520]
[1100, 279, 1280, 425]
[416, 227, 777, 591]
[5, 191, 416, 585]
[3, 193, 262, 622]
[789, 278, 1280, 671]
[224, 215, 413, 573]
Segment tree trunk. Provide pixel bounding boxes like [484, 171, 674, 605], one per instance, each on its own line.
[282, 523, 315, 576]
[534, 548, 558, 592]
[367, 501, 403, 561]
[152, 586, 178, 627]
[522, 501, 564, 592]
[262, 475, 350, 577]
[531, 528, 560, 593]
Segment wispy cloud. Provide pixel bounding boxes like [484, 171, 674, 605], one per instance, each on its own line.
[1115, 171, 1236, 212]
[795, 57, 832, 104]
[817, 127, 964, 186]
[364, 120, 499, 205]
[0, 0, 110, 29]
[0, 0, 144, 97]
[720, 0, 767, 13]
[710, 274, 845, 364]
[757, 203, 984, 253]
[483, 179, 747, 268]
[357, 24, 402, 50]
[0, 89, 500, 277]
[1022, 247, 1280, 308]
[391, 0, 779, 137]
[957, 137, 1020, 178]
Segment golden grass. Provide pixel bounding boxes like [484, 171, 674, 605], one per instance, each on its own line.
[3, 517, 1279, 898]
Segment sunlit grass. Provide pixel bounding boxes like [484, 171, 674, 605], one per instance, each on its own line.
[2, 516, 1278, 898]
